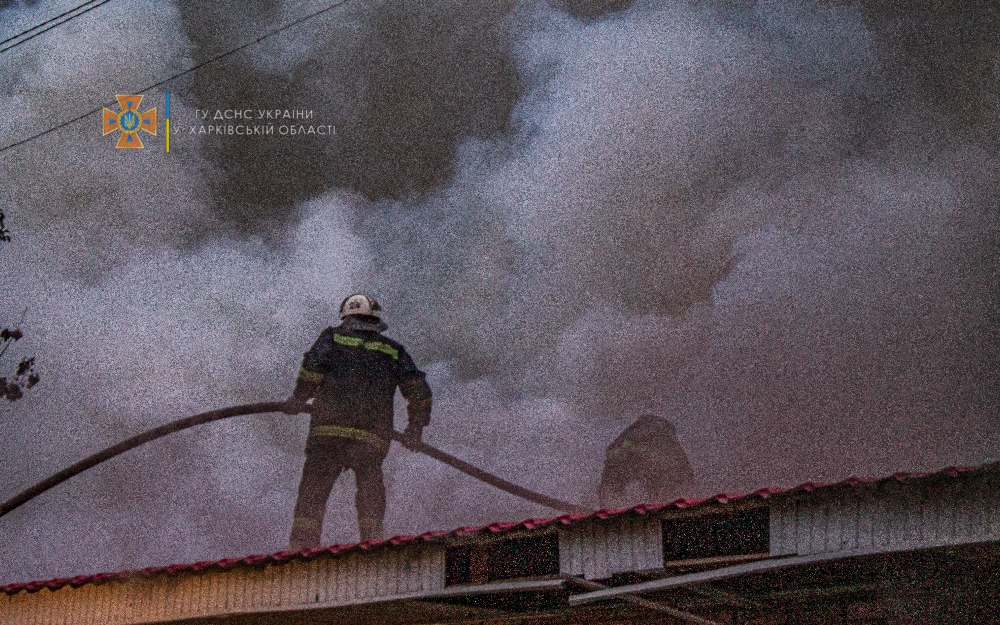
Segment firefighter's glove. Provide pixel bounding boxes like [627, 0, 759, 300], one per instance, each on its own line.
[401, 424, 424, 450]
[283, 398, 310, 415]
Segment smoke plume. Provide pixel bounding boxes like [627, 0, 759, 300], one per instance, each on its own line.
[0, 0, 997, 584]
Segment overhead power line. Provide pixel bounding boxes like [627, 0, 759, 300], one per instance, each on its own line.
[0, 0, 114, 54]
[0, 0, 354, 155]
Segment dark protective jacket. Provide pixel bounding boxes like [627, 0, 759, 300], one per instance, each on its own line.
[599, 414, 695, 507]
[293, 317, 432, 440]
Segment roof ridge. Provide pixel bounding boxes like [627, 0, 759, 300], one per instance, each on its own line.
[5, 459, 997, 595]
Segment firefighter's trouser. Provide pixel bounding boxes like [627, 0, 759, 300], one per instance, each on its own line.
[290, 430, 390, 549]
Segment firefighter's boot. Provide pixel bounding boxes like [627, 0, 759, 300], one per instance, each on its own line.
[358, 517, 384, 541]
[289, 516, 323, 551]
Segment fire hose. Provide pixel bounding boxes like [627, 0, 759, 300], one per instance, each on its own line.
[0, 402, 591, 520]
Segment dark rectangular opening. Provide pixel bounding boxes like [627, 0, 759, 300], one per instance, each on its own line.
[662, 507, 769, 562]
[446, 545, 473, 586]
[445, 533, 560, 586]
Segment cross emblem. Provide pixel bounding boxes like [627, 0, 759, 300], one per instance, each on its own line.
[102, 95, 157, 149]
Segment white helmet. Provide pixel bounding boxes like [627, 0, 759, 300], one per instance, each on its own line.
[339, 293, 382, 319]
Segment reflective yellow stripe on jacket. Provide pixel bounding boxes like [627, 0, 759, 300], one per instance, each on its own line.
[297, 367, 324, 384]
[606, 440, 652, 461]
[309, 425, 388, 449]
[332, 334, 399, 360]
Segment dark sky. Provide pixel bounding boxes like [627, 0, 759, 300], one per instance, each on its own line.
[0, 0, 997, 585]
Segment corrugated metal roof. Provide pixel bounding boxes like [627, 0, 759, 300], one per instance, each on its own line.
[3, 460, 996, 595]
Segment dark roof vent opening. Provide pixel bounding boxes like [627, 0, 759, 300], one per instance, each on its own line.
[445, 533, 559, 586]
[662, 508, 769, 563]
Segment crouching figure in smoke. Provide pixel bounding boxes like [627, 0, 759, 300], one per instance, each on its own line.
[284, 294, 432, 548]
[598, 414, 695, 509]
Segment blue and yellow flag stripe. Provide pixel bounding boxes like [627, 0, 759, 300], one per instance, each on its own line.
[165, 92, 170, 153]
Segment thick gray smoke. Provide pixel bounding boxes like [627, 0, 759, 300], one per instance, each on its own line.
[1, 0, 998, 585]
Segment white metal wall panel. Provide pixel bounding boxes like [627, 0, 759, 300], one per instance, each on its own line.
[769, 499, 797, 556]
[559, 515, 662, 580]
[768, 470, 1000, 558]
[0, 544, 445, 625]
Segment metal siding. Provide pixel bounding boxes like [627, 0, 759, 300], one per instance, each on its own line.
[296, 559, 308, 605]
[335, 554, 348, 603]
[266, 563, 278, 608]
[769, 500, 796, 556]
[825, 495, 839, 554]
[105, 583, 118, 625]
[883, 486, 900, 550]
[287, 559, 303, 607]
[559, 527, 574, 574]
[402, 548, 416, 594]
[576, 524, 589, 575]
[115, 582, 128, 625]
[239, 568, 252, 612]
[279, 560, 290, 607]
[372, 553, 383, 599]
[109, 583, 121, 624]
[344, 552, 358, 603]
[188, 572, 200, 617]
[4, 591, 13, 622]
[375, 551, 386, 598]
[956, 478, 974, 542]
[315, 557, 325, 604]
[316, 555, 328, 603]
[328, 552, 341, 602]
[216, 569, 227, 613]
[242, 567, 255, 612]
[376, 550, 387, 598]
[559, 515, 663, 580]
[839, 494, 856, 552]
[359, 552, 371, 599]
[781, 471, 1000, 559]
[274, 562, 286, 607]
[378, 551, 389, 597]
[203, 571, 214, 616]
[987, 476, 999, 539]
[200, 572, 211, 616]
[48, 588, 59, 625]
[251, 566, 263, 610]
[424, 545, 444, 592]
[984, 475, 1000, 540]
[91, 586, 103, 625]
[813, 501, 829, 555]
[905, 487, 923, 547]
[46, 590, 60, 623]
[36, 589, 49, 625]
[366, 551, 377, 598]
[229, 567, 241, 612]
[72, 585, 85, 625]
[6, 590, 20, 625]
[9, 471, 999, 624]
[795, 502, 810, 555]
[80, 583, 93, 625]
[50, 589, 63, 625]
[591, 522, 604, 577]
[71, 586, 83, 625]
[360, 552, 370, 599]
[970, 477, 986, 540]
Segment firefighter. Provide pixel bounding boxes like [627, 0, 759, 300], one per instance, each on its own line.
[284, 294, 432, 548]
[598, 414, 695, 508]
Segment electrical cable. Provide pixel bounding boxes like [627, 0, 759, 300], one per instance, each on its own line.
[0, 0, 113, 53]
[0, 0, 103, 47]
[0, 402, 591, 521]
[0, 0, 354, 155]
